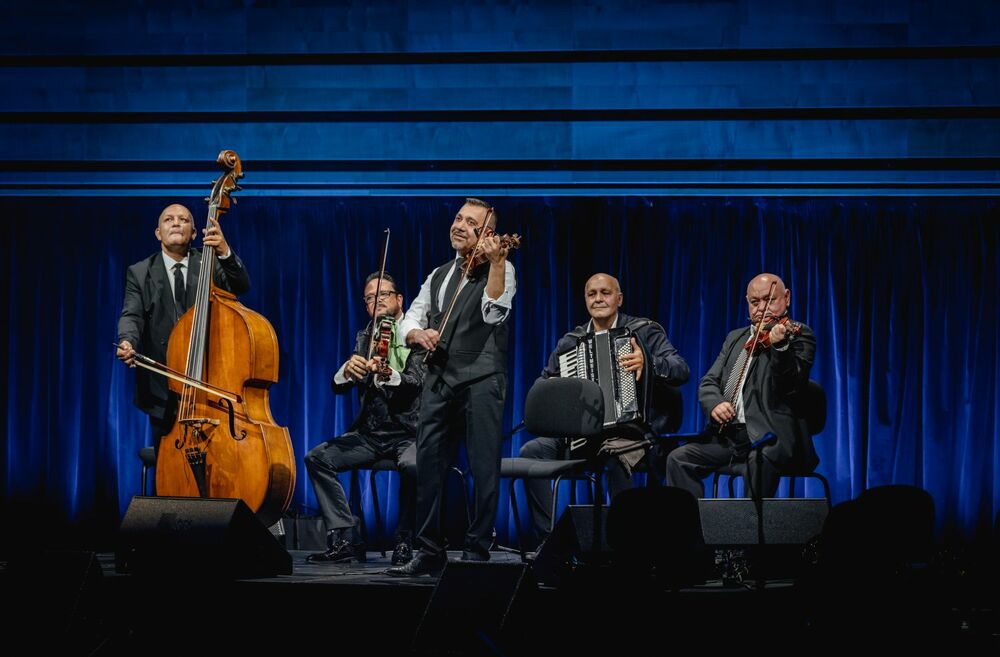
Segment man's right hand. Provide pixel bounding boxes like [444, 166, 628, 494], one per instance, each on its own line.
[406, 328, 440, 351]
[343, 354, 371, 380]
[710, 401, 736, 424]
[117, 340, 136, 367]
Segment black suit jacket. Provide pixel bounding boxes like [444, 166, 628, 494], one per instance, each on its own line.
[117, 248, 250, 419]
[697, 322, 818, 471]
[333, 324, 426, 437]
[542, 312, 690, 436]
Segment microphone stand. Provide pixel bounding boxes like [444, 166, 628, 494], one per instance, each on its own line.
[748, 432, 777, 590]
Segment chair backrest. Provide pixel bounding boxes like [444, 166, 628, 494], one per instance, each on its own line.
[804, 379, 826, 435]
[651, 384, 684, 433]
[524, 377, 605, 438]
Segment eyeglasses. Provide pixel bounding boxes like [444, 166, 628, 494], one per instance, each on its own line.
[363, 290, 397, 305]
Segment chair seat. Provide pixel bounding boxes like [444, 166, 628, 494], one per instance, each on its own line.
[500, 457, 589, 479]
[368, 459, 398, 472]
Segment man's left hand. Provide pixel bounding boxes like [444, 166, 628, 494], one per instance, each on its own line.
[619, 337, 644, 381]
[481, 234, 508, 266]
[769, 322, 789, 347]
[203, 216, 231, 258]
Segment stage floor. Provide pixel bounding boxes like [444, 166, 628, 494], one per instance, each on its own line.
[2, 548, 986, 654]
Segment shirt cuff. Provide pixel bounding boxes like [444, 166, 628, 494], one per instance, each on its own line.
[481, 289, 512, 325]
[333, 362, 350, 385]
[217, 248, 232, 260]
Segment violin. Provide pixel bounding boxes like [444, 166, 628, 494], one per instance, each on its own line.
[371, 315, 395, 381]
[365, 229, 396, 382]
[743, 315, 802, 355]
[464, 228, 522, 271]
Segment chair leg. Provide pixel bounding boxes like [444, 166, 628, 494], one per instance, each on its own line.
[350, 470, 368, 545]
[816, 473, 833, 509]
[141, 464, 149, 497]
[712, 473, 719, 498]
[508, 478, 526, 560]
[369, 469, 386, 557]
[787, 476, 797, 498]
[728, 474, 737, 498]
[551, 475, 565, 535]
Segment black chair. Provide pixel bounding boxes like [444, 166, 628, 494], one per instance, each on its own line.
[711, 379, 832, 505]
[634, 384, 684, 485]
[501, 377, 607, 559]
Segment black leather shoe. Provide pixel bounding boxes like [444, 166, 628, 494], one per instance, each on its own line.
[306, 539, 366, 564]
[386, 552, 446, 577]
[391, 540, 413, 566]
[460, 549, 490, 562]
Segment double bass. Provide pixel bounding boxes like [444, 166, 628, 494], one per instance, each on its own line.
[155, 150, 294, 527]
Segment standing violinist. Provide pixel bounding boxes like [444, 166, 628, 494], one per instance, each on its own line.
[304, 272, 422, 565]
[116, 203, 250, 444]
[388, 198, 516, 577]
[665, 273, 817, 498]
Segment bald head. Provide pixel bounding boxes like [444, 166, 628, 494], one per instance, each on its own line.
[585, 273, 620, 294]
[584, 273, 623, 327]
[155, 203, 196, 256]
[746, 273, 791, 324]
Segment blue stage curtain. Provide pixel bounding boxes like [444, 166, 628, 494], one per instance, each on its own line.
[1, 196, 997, 545]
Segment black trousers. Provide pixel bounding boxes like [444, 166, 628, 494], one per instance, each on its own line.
[305, 431, 417, 540]
[665, 427, 781, 499]
[517, 436, 637, 544]
[414, 373, 506, 557]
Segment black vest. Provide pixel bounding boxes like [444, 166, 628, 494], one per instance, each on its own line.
[427, 260, 509, 387]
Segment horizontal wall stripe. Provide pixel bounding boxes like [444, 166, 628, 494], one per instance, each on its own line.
[1, 185, 995, 197]
[3, 158, 997, 172]
[4, 120, 999, 160]
[4, 107, 1000, 124]
[3, 0, 998, 56]
[4, 59, 999, 114]
[3, 46, 1000, 67]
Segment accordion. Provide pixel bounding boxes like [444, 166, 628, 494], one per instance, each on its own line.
[556, 327, 644, 453]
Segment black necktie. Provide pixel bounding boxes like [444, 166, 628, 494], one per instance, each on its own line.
[173, 262, 186, 314]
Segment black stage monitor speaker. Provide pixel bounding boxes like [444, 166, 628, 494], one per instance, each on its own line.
[698, 498, 828, 546]
[116, 496, 292, 578]
[699, 498, 828, 581]
[531, 504, 610, 586]
[413, 561, 536, 655]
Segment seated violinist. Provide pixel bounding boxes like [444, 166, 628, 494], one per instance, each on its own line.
[304, 272, 423, 565]
[665, 273, 817, 499]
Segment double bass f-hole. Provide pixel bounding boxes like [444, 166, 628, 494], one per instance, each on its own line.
[217, 397, 247, 440]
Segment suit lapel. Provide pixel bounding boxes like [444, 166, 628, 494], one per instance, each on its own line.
[148, 252, 175, 316]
